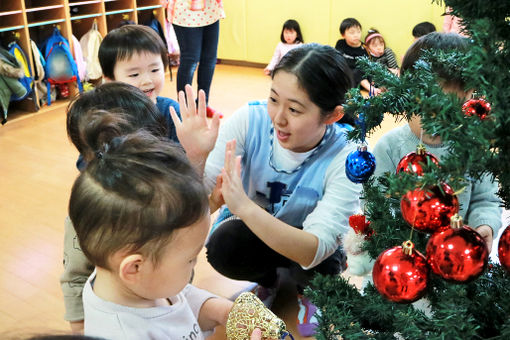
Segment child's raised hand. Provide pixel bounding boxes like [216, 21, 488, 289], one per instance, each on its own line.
[170, 84, 220, 172]
[221, 139, 251, 216]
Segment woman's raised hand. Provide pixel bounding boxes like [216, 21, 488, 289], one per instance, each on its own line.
[170, 84, 220, 173]
[221, 139, 251, 216]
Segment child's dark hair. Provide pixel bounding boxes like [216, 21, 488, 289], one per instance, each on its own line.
[69, 124, 208, 270]
[273, 43, 355, 126]
[412, 22, 436, 38]
[66, 82, 168, 161]
[280, 19, 303, 44]
[340, 18, 362, 35]
[98, 24, 168, 79]
[401, 32, 468, 88]
[365, 28, 384, 46]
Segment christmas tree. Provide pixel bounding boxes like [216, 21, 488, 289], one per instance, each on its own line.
[307, 1, 510, 339]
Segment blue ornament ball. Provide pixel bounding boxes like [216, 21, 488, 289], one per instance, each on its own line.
[345, 146, 376, 183]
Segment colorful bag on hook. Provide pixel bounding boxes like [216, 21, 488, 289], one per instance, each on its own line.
[8, 41, 33, 101]
[43, 27, 83, 105]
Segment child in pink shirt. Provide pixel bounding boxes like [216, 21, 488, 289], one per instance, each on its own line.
[264, 19, 303, 75]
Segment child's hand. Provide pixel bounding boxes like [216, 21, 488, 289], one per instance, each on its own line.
[251, 328, 262, 340]
[263, 68, 271, 76]
[475, 224, 493, 250]
[209, 174, 225, 213]
[170, 84, 220, 172]
[69, 320, 84, 334]
[221, 139, 252, 216]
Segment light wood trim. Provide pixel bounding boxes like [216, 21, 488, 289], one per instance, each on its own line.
[25, 5, 65, 12]
[0, 10, 23, 16]
[69, 0, 102, 6]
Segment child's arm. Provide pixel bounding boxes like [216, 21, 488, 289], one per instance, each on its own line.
[197, 297, 233, 330]
[384, 48, 399, 70]
[60, 217, 94, 332]
[465, 174, 502, 249]
[264, 43, 283, 75]
[360, 79, 382, 95]
[182, 284, 233, 331]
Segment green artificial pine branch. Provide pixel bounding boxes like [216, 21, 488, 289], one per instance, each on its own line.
[308, 0, 510, 338]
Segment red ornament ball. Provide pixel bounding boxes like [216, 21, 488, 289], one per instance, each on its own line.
[462, 98, 491, 119]
[427, 224, 488, 282]
[498, 225, 510, 272]
[372, 244, 429, 303]
[400, 183, 459, 233]
[396, 149, 439, 176]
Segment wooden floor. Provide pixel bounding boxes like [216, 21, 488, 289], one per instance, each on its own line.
[2, 64, 504, 339]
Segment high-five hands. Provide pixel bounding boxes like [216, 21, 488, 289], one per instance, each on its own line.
[220, 140, 252, 217]
[170, 84, 220, 173]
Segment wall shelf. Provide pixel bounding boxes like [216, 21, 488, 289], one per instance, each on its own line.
[105, 9, 134, 15]
[69, 1, 102, 6]
[27, 19, 66, 28]
[137, 5, 162, 11]
[25, 5, 65, 13]
[71, 13, 103, 21]
[0, 10, 23, 16]
[0, 25, 25, 33]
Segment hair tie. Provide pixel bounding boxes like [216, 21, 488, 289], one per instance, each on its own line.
[95, 150, 103, 159]
[365, 33, 383, 44]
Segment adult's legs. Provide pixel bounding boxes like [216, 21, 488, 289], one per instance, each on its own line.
[173, 24, 203, 94]
[290, 247, 347, 289]
[206, 217, 347, 287]
[206, 218, 290, 287]
[197, 20, 220, 103]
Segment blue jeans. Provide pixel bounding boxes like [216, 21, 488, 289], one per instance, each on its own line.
[173, 20, 219, 104]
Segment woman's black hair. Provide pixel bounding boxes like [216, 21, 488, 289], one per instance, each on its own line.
[272, 43, 356, 126]
[280, 19, 304, 44]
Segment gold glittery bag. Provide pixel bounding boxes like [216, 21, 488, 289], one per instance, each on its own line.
[226, 292, 294, 340]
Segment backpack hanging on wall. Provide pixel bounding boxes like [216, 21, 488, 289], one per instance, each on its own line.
[8, 41, 33, 101]
[43, 27, 83, 105]
[145, 15, 168, 50]
[79, 21, 102, 80]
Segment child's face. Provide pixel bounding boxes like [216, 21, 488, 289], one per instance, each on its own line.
[343, 26, 362, 47]
[138, 213, 210, 299]
[283, 28, 298, 44]
[268, 70, 330, 153]
[367, 38, 385, 57]
[111, 52, 165, 103]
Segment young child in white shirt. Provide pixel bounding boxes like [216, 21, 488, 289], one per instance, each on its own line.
[68, 114, 232, 340]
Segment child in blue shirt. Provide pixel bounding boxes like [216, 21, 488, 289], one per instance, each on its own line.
[98, 24, 181, 142]
[373, 32, 501, 249]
